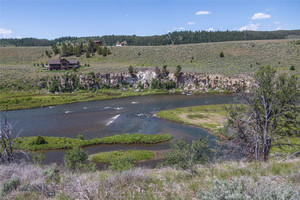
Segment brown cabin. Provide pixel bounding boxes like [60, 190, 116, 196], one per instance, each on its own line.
[93, 40, 103, 46]
[49, 58, 79, 70]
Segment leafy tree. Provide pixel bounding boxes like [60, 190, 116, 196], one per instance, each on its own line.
[61, 43, 68, 56]
[96, 46, 103, 55]
[85, 50, 90, 58]
[52, 44, 59, 55]
[224, 66, 299, 161]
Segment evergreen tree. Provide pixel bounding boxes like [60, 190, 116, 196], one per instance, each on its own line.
[52, 44, 59, 55]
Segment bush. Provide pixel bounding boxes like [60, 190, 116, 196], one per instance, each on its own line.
[77, 135, 84, 140]
[42, 164, 60, 184]
[1, 177, 20, 195]
[35, 135, 47, 145]
[109, 157, 135, 172]
[31, 152, 45, 164]
[128, 65, 135, 75]
[160, 137, 211, 171]
[64, 147, 88, 170]
[197, 178, 300, 200]
[220, 51, 224, 57]
[290, 65, 295, 71]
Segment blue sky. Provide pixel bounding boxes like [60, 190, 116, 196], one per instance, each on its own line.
[0, 0, 299, 39]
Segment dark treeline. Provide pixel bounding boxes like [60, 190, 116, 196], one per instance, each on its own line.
[1, 29, 300, 46]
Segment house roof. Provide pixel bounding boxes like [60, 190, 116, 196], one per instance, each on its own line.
[49, 59, 79, 65]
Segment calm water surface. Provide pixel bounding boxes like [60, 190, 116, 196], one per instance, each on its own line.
[7, 93, 235, 165]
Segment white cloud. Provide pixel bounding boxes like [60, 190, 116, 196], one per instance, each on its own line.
[239, 23, 260, 31]
[195, 11, 211, 15]
[0, 27, 12, 37]
[251, 12, 271, 20]
[178, 27, 185, 30]
[207, 27, 214, 31]
[173, 27, 185, 31]
[274, 21, 280, 25]
[125, 14, 129, 17]
[187, 22, 195, 25]
[276, 27, 281, 30]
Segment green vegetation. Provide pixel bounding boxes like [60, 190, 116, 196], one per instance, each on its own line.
[0, 89, 168, 111]
[0, 177, 20, 196]
[90, 150, 154, 164]
[1, 29, 300, 46]
[64, 147, 89, 170]
[160, 137, 211, 171]
[1, 39, 299, 76]
[156, 104, 229, 135]
[17, 133, 173, 151]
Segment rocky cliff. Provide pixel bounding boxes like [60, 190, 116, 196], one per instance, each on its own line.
[47, 69, 253, 93]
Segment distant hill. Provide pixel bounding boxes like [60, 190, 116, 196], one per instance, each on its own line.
[1, 29, 300, 47]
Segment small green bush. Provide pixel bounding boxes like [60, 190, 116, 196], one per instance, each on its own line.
[35, 135, 47, 145]
[290, 65, 295, 71]
[1, 177, 20, 195]
[128, 65, 135, 75]
[220, 51, 224, 57]
[160, 137, 211, 171]
[64, 147, 88, 170]
[42, 164, 60, 184]
[77, 135, 84, 140]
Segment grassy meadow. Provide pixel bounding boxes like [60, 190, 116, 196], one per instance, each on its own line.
[0, 39, 299, 76]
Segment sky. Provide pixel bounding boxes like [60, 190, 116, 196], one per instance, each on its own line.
[0, 0, 299, 39]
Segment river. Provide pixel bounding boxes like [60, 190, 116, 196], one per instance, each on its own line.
[6, 93, 235, 166]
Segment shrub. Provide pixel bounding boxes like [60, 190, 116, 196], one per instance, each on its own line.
[220, 51, 224, 57]
[175, 65, 182, 78]
[42, 164, 60, 184]
[128, 65, 135, 75]
[290, 65, 295, 71]
[151, 78, 162, 89]
[160, 137, 211, 171]
[197, 178, 300, 200]
[109, 157, 135, 172]
[35, 135, 47, 145]
[1, 177, 20, 195]
[64, 147, 88, 170]
[77, 135, 84, 140]
[31, 152, 45, 164]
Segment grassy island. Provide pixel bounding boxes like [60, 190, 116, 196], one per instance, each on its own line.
[17, 133, 173, 151]
[90, 150, 154, 163]
[156, 104, 229, 135]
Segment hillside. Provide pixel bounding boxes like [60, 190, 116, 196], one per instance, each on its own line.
[1, 159, 299, 199]
[0, 39, 299, 76]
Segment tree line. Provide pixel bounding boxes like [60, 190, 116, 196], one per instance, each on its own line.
[1, 29, 300, 46]
[45, 39, 111, 58]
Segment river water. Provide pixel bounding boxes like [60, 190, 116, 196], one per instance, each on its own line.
[6, 93, 235, 165]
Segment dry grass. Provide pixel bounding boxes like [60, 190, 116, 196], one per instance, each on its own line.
[0, 159, 299, 199]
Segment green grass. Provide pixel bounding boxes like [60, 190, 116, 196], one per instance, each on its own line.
[156, 104, 229, 135]
[0, 39, 299, 76]
[0, 89, 168, 111]
[90, 150, 154, 163]
[17, 133, 173, 151]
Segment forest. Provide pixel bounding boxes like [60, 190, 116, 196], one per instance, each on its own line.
[1, 29, 300, 46]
